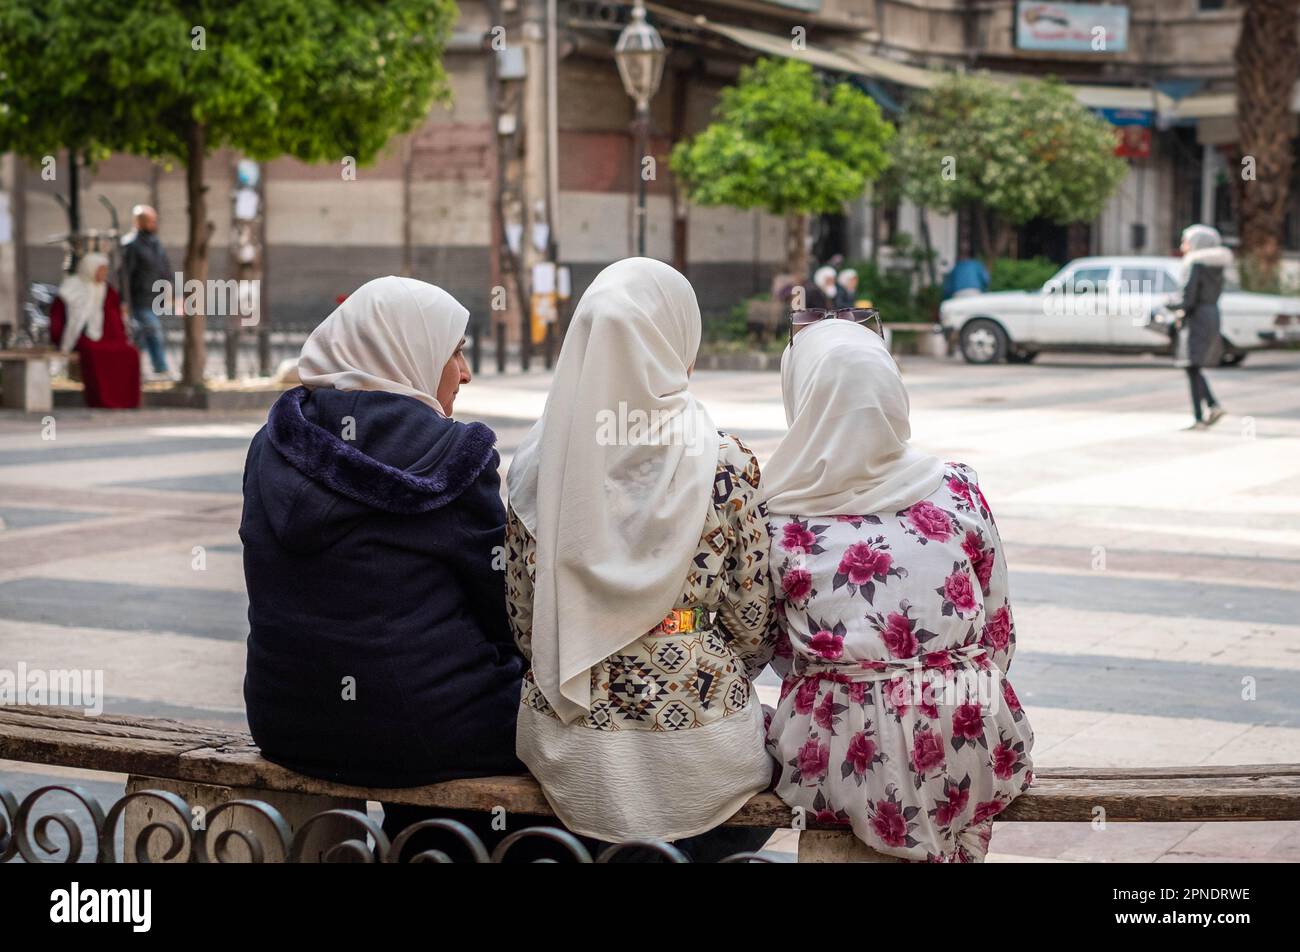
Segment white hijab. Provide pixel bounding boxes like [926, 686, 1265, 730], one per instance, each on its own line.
[814, 266, 837, 297]
[1179, 224, 1233, 283]
[58, 253, 109, 353]
[507, 257, 721, 724]
[762, 320, 945, 517]
[298, 276, 468, 414]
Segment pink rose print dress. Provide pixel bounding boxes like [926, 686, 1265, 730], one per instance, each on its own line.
[766, 463, 1033, 862]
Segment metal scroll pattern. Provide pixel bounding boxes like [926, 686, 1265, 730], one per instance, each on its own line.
[0, 784, 776, 863]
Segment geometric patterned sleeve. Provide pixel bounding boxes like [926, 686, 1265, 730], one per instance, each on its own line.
[714, 433, 777, 680]
[503, 503, 536, 661]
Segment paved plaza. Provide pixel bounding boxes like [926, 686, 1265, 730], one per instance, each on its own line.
[2, 350, 1299, 861]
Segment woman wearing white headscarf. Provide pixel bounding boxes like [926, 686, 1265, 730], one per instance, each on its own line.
[242, 276, 527, 856]
[813, 265, 840, 306]
[50, 252, 140, 408]
[1174, 224, 1232, 429]
[835, 268, 859, 308]
[504, 257, 776, 857]
[763, 320, 1033, 862]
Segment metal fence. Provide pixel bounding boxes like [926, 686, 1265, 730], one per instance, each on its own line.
[0, 784, 774, 864]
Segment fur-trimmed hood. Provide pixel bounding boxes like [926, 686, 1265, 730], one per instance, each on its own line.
[1182, 244, 1234, 273]
[250, 386, 498, 551]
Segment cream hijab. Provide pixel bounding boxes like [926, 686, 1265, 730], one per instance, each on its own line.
[762, 320, 945, 517]
[507, 257, 721, 724]
[58, 253, 109, 353]
[298, 275, 468, 414]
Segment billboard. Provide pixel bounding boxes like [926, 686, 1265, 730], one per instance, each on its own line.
[1015, 2, 1129, 53]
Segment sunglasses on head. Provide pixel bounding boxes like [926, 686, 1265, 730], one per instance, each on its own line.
[789, 307, 882, 346]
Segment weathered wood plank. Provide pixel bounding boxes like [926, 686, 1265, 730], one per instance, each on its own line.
[4, 706, 1300, 826]
[0, 706, 247, 779]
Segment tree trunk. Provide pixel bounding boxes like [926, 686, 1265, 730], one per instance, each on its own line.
[918, 205, 938, 286]
[970, 204, 1017, 268]
[182, 119, 210, 387]
[991, 217, 1014, 262]
[972, 205, 992, 269]
[67, 149, 81, 272]
[785, 211, 809, 279]
[1235, 0, 1300, 288]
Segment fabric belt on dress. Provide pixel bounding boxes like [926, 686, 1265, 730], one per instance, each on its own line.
[653, 607, 705, 635]
[792, 642, 990, 683]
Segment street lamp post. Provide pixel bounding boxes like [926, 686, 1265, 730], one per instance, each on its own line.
[614, 2, 667, 258]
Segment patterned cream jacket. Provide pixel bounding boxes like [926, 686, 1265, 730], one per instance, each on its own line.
[505, 433, 776, 842]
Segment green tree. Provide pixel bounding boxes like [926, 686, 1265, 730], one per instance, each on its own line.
[670, 58, 893, 278]
[0, 0, 457, 386]
[893, 73, 1126, 266]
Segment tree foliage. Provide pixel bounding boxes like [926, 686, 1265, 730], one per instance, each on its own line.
[0, 0, 458, 383]
[0, 0, 457, 164]
[893, 73, 1126, 261]
[671, 58, 893, 274]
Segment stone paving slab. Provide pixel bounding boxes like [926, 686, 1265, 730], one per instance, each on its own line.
[3, 351, 1298, 861]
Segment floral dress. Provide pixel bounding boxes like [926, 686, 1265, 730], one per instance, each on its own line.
[766, 463, 1034, 862]
[505, 433, 778, 841]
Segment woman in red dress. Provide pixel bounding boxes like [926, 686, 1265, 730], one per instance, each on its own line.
[50, 252, 142, 409]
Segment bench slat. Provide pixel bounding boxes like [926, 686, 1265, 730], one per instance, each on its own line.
[0, 706, 250, 779]
[4, 706, 1300, 826]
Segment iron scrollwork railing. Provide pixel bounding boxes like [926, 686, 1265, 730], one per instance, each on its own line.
[0, 784, 776, 864]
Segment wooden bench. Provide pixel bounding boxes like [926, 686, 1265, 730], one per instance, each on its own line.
[3, 706, 1299, 862]
[0, 349, 55, 412]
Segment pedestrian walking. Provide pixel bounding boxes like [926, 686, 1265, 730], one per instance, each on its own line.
[1174, 224, 1231, 430]
[120, 204, 173, 378]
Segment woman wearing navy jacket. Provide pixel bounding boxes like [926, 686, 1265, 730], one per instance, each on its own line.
[241, 276, 525, 848]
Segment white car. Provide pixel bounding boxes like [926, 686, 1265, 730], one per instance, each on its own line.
[939, 256, 1300, 366]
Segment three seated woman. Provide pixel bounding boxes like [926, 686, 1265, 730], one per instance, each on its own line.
[241, 258, 1034, 862]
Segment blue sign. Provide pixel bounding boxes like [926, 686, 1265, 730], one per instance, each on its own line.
[1097, 108, 1153, 127]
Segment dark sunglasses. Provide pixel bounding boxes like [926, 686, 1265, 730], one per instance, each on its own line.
[789, 307, 882, 346]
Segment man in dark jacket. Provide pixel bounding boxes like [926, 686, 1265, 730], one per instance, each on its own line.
[120, 205, 173, 376]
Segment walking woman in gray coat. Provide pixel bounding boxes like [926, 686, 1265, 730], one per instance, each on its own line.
[1174, 224, 1232, 430]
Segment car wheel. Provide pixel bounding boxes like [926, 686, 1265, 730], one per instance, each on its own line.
[960, 319, 1008, 364]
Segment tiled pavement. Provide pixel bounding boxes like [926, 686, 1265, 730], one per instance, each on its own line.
[2, 351, 1299, 861]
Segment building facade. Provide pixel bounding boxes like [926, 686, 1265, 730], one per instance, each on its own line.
[1, 0, 1297, 349]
